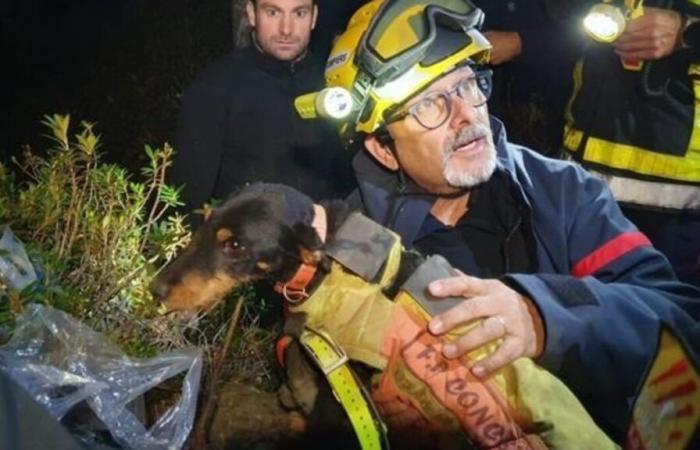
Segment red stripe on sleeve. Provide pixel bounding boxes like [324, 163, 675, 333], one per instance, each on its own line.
[572, 231, 651, 277]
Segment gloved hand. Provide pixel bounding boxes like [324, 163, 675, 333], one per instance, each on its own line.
[427, 273, 544, 379]
[613, 7, 684, 60]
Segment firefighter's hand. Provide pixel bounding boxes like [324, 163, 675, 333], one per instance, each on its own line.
[613, 7, 683, 60]
[483, 31, 522, 65]
[427, 274, 544, 379]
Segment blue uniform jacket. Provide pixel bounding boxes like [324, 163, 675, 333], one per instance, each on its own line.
[350, 118, 700, 442]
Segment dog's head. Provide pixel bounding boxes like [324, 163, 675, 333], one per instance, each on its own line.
[150, 183, 324, 311]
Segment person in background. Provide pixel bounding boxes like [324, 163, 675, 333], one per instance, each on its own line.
[475, 0, 583, 156]
[170, 0, 355, 220]
[563, 0, 700, 287]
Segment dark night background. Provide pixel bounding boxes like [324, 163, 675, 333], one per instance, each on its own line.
[0, 0, 232, 173]
[0, 0, 362, 175]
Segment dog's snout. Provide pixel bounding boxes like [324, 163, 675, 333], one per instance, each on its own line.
[149, 278, 172, 304]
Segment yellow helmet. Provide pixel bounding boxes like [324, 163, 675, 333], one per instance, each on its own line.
[295, 0, 491, 143]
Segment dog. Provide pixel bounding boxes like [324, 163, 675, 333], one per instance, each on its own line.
[150, 183, 382, 446]
[150, 183, 610, 450]
[150, 183, 470, 448]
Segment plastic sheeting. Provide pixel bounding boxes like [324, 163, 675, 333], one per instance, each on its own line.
[0, 226, 38, 292]
[0, 305, 202, 450]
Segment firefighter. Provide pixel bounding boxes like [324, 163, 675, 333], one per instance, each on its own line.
[295, 0, 700, 445]
[565, 0, 700, 287]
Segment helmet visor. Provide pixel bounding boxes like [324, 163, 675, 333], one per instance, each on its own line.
[360, 0, 483, 82]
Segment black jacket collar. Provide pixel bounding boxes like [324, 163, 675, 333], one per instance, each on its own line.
[247, 38, 312, 77]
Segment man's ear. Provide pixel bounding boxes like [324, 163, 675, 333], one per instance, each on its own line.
[364, 133, 400, 171]
[311, 4, 318, 30]
[246, 0, 256, 28]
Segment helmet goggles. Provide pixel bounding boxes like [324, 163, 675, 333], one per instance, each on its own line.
[361, 0, 485, 84]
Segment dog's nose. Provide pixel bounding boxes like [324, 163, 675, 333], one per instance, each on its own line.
[149, 279, 171, 304]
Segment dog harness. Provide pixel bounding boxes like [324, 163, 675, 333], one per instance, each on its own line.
[286, 212, 616, 450]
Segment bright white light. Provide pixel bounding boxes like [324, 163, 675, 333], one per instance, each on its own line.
[583, 4, 626, 43]
[584, 13, 621, 41]
[317, 87, 353, 119]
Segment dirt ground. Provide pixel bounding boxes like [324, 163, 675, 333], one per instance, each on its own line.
[207, 381, 306, 450]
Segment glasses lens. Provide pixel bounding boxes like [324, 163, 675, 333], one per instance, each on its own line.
[475, 70, 492, 103]
[409, 69, 492, 129]
[457, 71, 491, 106]
[413, 94, 449, 129]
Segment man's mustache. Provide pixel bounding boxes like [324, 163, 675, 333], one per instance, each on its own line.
[447, 124, 490, 153]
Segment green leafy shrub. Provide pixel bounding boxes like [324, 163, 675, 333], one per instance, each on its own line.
[0, 114, 281, 406]
[0, 114, 193, 352]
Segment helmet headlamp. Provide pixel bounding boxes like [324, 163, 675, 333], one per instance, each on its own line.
[295, 87, 356, 120]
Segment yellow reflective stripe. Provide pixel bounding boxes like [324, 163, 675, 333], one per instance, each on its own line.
[563, 124, 583, 153]
[566, 64, 700, 182]
[300, 328, 387, 450]
[690, 64, 700, 155]
[580, 135, 700, 182]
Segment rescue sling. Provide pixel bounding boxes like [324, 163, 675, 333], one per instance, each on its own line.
[287, 212, 616, 450]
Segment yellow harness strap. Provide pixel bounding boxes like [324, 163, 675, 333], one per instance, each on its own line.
[300, 327, 389, 450]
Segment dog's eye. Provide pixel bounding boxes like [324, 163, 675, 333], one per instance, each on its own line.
[222, 239, 246, 256]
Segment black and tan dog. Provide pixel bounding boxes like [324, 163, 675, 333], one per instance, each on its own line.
[150, 182, 472, 450]
[150, 183, 609, 450]
[150, 183, 425, 448]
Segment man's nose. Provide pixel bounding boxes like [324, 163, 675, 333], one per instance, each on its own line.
[449, 95, 481, 129]
[279, 14, 293, 36]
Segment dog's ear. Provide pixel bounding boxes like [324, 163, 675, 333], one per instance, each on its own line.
[292, 222, 324, 265]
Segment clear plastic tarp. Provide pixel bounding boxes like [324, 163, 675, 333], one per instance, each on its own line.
[0, 304, 202, 450]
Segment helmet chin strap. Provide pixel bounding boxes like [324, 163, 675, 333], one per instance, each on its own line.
[380, 132, 469, 199]
[376, 121, 470, 199]
[376, 128, 469, 229]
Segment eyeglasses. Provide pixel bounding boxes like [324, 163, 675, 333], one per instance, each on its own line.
[385, 69, 492, 130]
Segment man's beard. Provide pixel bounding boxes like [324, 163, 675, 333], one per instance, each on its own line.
[442, 123, 496, 188]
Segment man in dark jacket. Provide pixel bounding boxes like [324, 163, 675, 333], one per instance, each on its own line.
[564, 0, 700, 287]
[171, 0, 354, 217]
[297, 0, 700, 445]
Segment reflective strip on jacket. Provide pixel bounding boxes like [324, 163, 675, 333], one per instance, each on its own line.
[563, 0, 700, 209]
